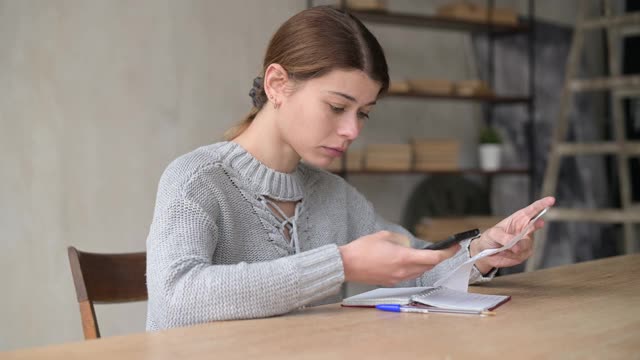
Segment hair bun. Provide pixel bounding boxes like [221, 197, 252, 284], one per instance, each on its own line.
[249, 76, 267, 108]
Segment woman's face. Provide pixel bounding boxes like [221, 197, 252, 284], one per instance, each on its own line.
[277, 69, 381, 169]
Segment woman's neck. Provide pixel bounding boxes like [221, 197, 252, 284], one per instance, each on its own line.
[232, 108, 301, 174]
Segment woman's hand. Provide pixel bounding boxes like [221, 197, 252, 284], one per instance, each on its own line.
[339, 230, 460, 286]
[471, 196, 556, 274]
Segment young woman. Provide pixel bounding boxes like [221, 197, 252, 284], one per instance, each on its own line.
[145, 6, 554, 331]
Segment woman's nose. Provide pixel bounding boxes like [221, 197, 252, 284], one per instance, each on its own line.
[337, 115, 361, 140]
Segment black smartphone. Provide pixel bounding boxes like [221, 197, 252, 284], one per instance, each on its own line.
[423, 228, 480, 250]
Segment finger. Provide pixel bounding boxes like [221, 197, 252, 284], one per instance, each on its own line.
[533, 219, 545, 230]
[406, 264, 435, 277]
[406, 244, 460, 265]
[510, 235, 533, 254]
[494, 249, 521, 262]
[438, 243, 461, 259]
[521, 196, 556, 219]
[499, 247, 532, 265]
[516, 246, 534, 262]
[485, 228, 513, 247]
[512, 245, 533, 262]
[522, 219, 546, 238]
[483, 234, 504, 248]
[387, 232, 411, 247]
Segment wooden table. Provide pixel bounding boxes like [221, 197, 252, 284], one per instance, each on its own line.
[3, 254, 640, 359]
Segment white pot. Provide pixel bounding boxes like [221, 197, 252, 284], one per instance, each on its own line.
[479, 144, 502, 171]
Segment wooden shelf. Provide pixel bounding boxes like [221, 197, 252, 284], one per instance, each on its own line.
[347, 9, 528, 34]
[331, 168, 529, 176]
[385, 90, 531, 104]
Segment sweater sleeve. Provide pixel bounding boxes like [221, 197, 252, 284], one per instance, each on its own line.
[146, 191, 344, 330]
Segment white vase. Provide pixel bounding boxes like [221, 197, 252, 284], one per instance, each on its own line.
[479, 144, 502, 171]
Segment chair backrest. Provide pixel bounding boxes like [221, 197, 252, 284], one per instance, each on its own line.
[67, 246, 147, 339]
[401, 174, 491, 234]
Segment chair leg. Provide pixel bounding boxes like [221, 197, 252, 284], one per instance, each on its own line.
[79, 300, 100, 339]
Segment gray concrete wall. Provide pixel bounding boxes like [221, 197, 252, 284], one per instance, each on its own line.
[0, 0, 578, 351]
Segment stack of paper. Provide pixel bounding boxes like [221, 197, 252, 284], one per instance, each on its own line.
[436, 2, 518, 26]
[388, 80, 410, 94]
[455, 80, 494, 97]
[365, 144, 412, 171]
[407, 79, 454, 95]
[345, 0, 387, 11]
[412, 139, 460, 171]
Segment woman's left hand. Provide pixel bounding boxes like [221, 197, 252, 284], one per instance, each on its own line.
[470, 196, 556, 274]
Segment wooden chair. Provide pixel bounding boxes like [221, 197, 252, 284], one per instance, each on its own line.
[67, 246, 147, 339]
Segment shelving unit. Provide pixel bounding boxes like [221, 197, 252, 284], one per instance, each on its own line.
[310, 0, 536, 193]
[341, 8, 529, 33]
[385, 90, 530, 104]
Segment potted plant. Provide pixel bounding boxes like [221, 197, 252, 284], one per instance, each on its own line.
[478, 126, 502, 171]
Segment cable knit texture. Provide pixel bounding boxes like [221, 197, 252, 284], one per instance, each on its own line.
[145, 141, 494, 331]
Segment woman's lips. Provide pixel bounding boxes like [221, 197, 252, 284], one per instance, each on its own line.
[322, 146, 345, 157]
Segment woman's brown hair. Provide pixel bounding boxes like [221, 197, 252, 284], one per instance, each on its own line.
[225, 6, 389, 140]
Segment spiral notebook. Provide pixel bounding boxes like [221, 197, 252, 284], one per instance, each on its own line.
[341, 286, 510, 312]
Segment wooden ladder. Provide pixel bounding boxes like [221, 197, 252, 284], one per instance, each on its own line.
[526, 0, 640, 271]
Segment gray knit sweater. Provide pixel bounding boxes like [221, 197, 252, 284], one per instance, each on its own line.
[145, 141, 493, 331]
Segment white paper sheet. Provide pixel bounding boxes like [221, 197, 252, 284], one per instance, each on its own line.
[434, 208, 548, 292]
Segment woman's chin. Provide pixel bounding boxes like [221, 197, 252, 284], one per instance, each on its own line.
[301, 156, 335, 170]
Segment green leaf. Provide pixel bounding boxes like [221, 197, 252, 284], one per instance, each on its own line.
[479, 127, 502, 144]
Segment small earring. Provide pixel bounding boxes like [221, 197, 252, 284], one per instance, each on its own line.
[273, 99, 280, 110]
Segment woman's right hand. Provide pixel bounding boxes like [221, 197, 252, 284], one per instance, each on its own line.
[338, 230, 460, 286]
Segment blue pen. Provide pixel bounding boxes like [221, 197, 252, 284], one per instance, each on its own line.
[376, 304, 430, 313]
[375, 304, 495, 316]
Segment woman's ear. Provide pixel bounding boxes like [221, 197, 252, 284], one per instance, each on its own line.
[263, 63, 290, 107]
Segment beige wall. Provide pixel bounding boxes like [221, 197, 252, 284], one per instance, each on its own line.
[0, 0, 577, 351]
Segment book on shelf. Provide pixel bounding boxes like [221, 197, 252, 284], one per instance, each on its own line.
[389, 80, 410, 94]
[389, 79, 495, 99]
[436, 2, 518, 26]
[412, 139, 460, 171]
[365, 143, 412, 171]
[344, 0, 387, 12]
[406, 79, 454, 95]
[455, 79, 494, 97]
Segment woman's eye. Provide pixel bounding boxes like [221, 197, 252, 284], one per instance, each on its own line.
[330, 105, 345, 113]
[358, 112, 370, 120]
